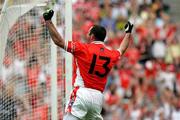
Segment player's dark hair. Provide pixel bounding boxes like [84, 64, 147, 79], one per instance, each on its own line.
[89, 25, 106, 42]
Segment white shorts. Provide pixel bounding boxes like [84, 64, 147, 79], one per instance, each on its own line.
[65, 87, 104, 120]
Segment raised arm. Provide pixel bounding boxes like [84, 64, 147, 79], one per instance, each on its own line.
[117, 21, 133, 56]
[43, 9, 65, 49]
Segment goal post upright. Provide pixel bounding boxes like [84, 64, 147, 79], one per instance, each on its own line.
[0, 0, 8, 73]
[1, 0, 8, 13]
[0, 0, 12, 75]
[65, 0, 73, 104]
[51, 8, 58, 120]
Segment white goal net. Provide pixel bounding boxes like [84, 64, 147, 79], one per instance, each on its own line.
[0, 0, 66, 119]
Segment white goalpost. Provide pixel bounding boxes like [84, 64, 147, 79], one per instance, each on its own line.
[50, 9, 58, 120]
[0, 0, 72, 119]
[65, 0, 72, 105]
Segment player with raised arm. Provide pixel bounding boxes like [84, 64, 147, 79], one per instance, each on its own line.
[43, 9, 133, 120]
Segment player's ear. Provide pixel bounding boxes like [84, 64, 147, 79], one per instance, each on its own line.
[88, 34, 95, 43]
[90, 34, 95, 41]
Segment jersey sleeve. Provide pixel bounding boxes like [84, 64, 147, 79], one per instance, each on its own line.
[66, 41, 86, 55]
[114, 50, 121, 60]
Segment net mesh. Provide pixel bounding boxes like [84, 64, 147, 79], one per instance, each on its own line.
[0, 0, 65, 119]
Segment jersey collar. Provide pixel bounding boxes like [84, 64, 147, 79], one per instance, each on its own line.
[91, 41, 104, 44]
[91, 41, 112, 50]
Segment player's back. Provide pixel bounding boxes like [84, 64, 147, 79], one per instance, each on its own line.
[70, 41, 120, 92]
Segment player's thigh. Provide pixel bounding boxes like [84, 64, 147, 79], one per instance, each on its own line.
[71, 97, 87, 119]
[65, 89, 88, 119]
[63, 113, 80, 120]
[85, 113, 103, 120]
[85, 105, 103, 120]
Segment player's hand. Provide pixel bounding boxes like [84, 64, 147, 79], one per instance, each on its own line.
[124, 21, 133, 33]
[43, 9, 54, 21]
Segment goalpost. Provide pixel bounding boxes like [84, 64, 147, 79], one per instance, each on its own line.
[65, 0, 72, 106]
[0, 0, 72, 119]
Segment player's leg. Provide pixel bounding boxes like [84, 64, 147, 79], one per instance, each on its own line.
[65, 87, 88, 119]
[84, 112, 103, 120]
[84, 106, 103, 120]
[83, 88, 104, 120]
[63, 113, 80, 120]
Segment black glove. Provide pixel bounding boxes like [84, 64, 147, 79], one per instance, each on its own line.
[124, 21, 133, 33]
[43, 9, 54, 21]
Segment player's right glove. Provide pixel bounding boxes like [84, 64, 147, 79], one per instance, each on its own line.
[124, 21, 133, 33]
[43, 9, 54, 21]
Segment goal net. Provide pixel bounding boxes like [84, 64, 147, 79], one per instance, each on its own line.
[0, 0, 66, 119]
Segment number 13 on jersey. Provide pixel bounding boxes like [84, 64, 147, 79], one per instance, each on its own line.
[88, 54, 111, 77]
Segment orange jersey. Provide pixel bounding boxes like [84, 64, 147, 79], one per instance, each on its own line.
[67, 41, 120, 92]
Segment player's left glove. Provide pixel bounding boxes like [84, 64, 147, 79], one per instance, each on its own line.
[124, 21, 133, 33]
[43, 9, 54, 21]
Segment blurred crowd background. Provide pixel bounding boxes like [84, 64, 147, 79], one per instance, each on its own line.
[0, 0, 180, 120]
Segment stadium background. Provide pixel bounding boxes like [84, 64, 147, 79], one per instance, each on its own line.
[0, 0, 180, 120]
